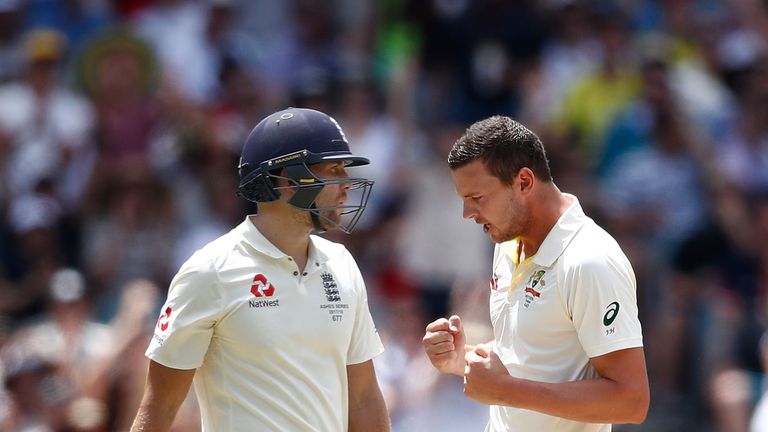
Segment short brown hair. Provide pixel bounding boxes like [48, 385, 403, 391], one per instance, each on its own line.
[448, 116, 552, 184]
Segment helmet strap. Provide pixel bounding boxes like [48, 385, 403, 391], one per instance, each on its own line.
[309, 205, 327, 234]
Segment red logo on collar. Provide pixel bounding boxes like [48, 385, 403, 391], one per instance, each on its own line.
[251, 274, 276, 297]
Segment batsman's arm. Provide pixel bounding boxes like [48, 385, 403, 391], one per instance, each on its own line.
[348, 360, 391, 432]
[130, 360, 196, 432]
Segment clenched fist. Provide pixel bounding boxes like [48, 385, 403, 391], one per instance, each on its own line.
[422, 315, 467, 376]
[463, 343, 512, 405]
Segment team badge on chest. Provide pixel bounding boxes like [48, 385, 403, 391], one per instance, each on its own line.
[523, 270, 546, 308]
[319, 272, 349, 322]
[321, 272, 341, 302]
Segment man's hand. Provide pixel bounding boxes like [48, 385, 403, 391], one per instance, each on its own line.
[422, 315, 467, 376]
[463, 343, 512, 405]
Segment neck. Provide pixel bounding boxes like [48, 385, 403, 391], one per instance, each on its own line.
[250, 206, 312, 270]
[519, 184, 572, 258]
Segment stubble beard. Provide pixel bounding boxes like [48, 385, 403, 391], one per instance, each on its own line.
[495, 197, 529, 243]
[301, 207, 342, 232]
[320, 208, 343, 230]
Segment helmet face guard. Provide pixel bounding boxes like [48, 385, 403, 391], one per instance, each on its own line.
[237, 149, 373, 234]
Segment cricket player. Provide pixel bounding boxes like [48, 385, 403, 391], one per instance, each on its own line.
[422, 116, 649, 431]
[131, 108, 390, 431]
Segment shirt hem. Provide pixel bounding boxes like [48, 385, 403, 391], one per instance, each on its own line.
[584, 337, 643, 358]
[346, 346, 385, 365]
[146, 351, 202, 370]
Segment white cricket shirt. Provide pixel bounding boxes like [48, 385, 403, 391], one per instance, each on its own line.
[486, 194, 643, 432]
[146, 217, 384, 431]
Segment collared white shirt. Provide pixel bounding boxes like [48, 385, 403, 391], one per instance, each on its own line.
[146, 216, 384, 431]
[486, 194, 643, 432]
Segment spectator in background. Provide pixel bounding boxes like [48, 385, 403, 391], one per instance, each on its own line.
[20, 0, 113, 52]
[81, 160, 176, 322]
[266, 0, 346, 103]
[718, 76, 768, 195]
[0, 183, 65, 321]
[597, 57, 676, 178]
[336, 75, 407, 231]
[554, 9, 639, 162]
[708, 191, 768, 432]
[646, 186, 767, 432]
[0, 0, 23, 84]
[598, 101, 709, 257]
[75, 30, 160, 168]
[519, 0, 601, 131]
[1, 268, 112, 431]
[16, 268, 113, 391]
[0, 28, 96, 209]
[132, 0, 234, 105]
[171, 172, 245, 271]
[1, 342, 68, 430]
[204, 57, 272, 158]
[395, 123, 491, 322]
[89, 279, 200, 431]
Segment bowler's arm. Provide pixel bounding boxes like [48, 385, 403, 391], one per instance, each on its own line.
[524, 347, 648, 423]
[473, 346, 649, 424]
[347, 360, 390, 432]
[130, 360, 196, 432]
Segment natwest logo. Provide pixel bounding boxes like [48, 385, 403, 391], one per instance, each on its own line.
[157, 306, 172, 331]
[251, 274, 276, 297]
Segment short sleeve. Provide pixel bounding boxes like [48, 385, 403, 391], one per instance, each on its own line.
[345, 255, 384, 365]
[146, 259, 222, 369]
[565, 254, 643, 358]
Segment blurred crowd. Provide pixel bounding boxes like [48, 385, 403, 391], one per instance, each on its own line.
[0, 0, 767, 431]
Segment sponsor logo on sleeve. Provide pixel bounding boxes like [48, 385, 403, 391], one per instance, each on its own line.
[603, 301, 620, 335]
[157, 306, 172, 332]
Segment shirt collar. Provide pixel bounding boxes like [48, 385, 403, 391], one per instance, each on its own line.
[531, 193, 588, 267]
[241, 216, 288, 259]
[308, 234, 331, 265]
[241, 216, 331, 264]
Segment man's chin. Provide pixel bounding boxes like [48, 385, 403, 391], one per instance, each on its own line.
[489, 231, 513, 244]
[318, 212, 342, 231]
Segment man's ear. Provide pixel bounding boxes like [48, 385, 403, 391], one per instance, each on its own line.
[272, 168, 295, 199]
[518, 167, 535, 194]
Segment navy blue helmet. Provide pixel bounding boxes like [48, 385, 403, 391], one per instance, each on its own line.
[236, 107, 373, 233]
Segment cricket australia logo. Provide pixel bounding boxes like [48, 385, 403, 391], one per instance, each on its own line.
[321, 272, 341, 302]
[523, 270, 546, 308]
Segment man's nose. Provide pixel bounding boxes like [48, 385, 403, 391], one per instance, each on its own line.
[338, 171, 351, 190]
[462, 202, 476, 220]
